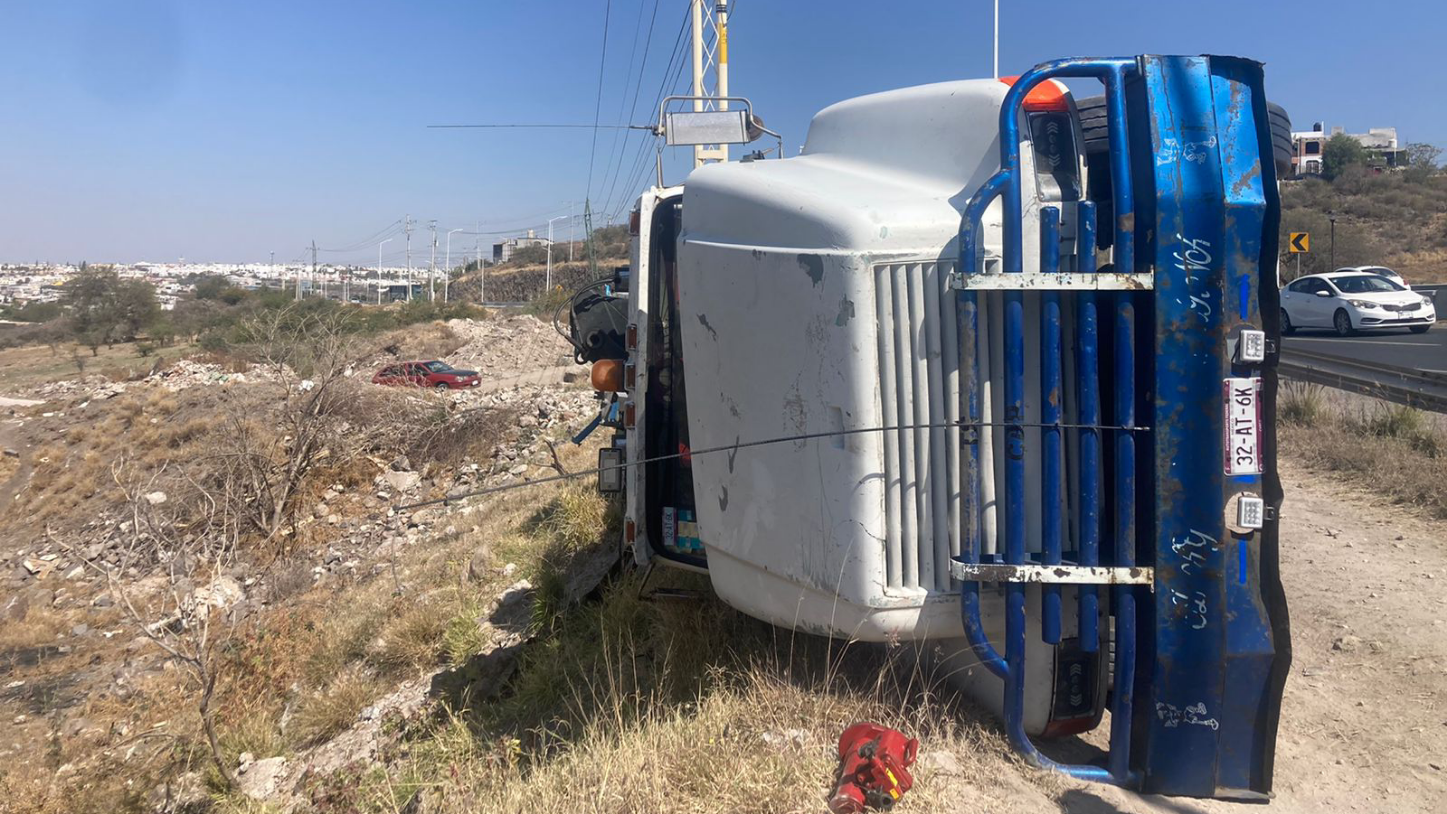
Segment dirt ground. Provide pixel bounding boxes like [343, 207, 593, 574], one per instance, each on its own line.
[0, 340, 195, 396]
[1045, 459, 1447, 813]
[2, 319, 1443, 811]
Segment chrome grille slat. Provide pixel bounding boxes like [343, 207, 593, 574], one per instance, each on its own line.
[877, 261, 958, 593]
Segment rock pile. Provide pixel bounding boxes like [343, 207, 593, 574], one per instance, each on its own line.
[445, 315, 575, 381]
[29, 359, 272, 404]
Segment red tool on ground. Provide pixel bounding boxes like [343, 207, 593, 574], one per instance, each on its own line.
[828, 722, 919, 813]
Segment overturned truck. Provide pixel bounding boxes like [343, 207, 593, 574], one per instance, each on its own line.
[570, 55, 1291, 798]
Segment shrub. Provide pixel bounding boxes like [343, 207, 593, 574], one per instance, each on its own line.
[1280, 382, 1326, 426]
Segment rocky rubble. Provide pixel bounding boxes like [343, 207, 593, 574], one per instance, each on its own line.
[443, 315, 575, 381]
[3, 383, 601, 617]
[29, 359, 273, 403]
[2, 310, 609, 810]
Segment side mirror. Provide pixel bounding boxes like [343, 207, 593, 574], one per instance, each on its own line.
[1315, 290, 1332, 298]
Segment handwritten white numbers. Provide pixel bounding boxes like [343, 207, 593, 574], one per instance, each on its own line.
[1170, 529, 1218, 630]
[1171, 528, 1219, 576]
[1175, 234, 1214, 319]
[1169, 588, 1209, 630]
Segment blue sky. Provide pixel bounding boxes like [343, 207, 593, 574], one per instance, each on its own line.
[1, 0, 1442, 265]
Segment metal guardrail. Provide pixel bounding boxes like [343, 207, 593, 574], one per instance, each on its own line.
[1412, 284, 1446, 306]
[1277, 347, 1447, 413]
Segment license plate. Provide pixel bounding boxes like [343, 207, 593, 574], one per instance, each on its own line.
[1224, 377, 1262, 475]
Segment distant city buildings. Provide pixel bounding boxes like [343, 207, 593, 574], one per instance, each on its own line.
[0, 262, 414, 309]
[1290, 122, 1407, 176]
[492, 230, 549, 263]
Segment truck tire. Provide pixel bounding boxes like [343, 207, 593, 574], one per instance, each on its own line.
[1266, 102, 1293, 176]
[1078, 95, 1293, 173]
[1075, 94, 1293, 248]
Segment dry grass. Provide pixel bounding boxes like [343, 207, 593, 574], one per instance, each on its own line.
[291, 666, 388, 746]
[281, 566, 1040, 814]
[368, 599, 451, 674]
[0, 339, 197, 394]
[371, 321, 465, 365]
[1280, 385, 1447, 517]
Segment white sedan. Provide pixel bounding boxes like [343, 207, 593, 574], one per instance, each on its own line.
[1335, 265, 1406, 287]
[1280, 272, 1435, 336]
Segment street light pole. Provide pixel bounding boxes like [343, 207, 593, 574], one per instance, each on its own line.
[428, 220, 438, 302]
[378, 238, 393, 305]
[444, 228, 463, 303]
[546, 215, 566, 292]
[1328, 213, 1337, 270]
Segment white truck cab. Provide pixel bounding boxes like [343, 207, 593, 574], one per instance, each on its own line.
[568, 55, 1291, 798]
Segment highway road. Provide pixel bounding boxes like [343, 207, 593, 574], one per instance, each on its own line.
[1282, 326, 1446, 374]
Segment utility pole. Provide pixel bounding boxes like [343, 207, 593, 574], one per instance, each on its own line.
[547, 215, 566, 293]
[691, 0, 729, 168]
[269, 250, 275, 284]
[475, 223, 483, 305]
[569, 202, 575, 263]
[404, 214, 413, 301]
[993, 0, 999, 79]
[378, 237, 393, 305]
[444, 227, 462, 303]
[428, 220, 438, 302]
[584, 198, 599, 279]
[310, 241, 318, 300]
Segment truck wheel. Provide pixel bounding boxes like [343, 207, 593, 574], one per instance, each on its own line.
[1266, 102, 1293, 176]
[1076, 94, 1110, 157]
[1076, 96, 1294, 176]
[1075, 95, 1113, 250]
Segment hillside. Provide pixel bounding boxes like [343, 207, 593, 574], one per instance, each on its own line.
[1279, 170, 1447, 282]
[1, 294, 1444, 812]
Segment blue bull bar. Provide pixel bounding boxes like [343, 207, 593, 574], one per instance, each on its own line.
[951, 55, 1291, 798]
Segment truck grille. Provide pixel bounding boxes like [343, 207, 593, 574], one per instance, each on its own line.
[875, 263, 1084, 596]
[874, 261, 961, 593]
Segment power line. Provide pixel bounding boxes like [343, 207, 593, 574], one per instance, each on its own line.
[584, 0, 615, 203]
[600, 0, 665, 218]
[605, 4, 693, 220]
[427, 123, 639, 129]
[393, 418, 1153, 512]
[596, 0, 659, 212]
[607, 51, 689, 222]
[317, 220, 405, 253]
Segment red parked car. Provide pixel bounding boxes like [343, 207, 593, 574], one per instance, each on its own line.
[372, 360, 480, 390]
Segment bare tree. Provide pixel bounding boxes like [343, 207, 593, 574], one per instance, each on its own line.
[208, 307, 358, 541]
[63, 458, 245, 789]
